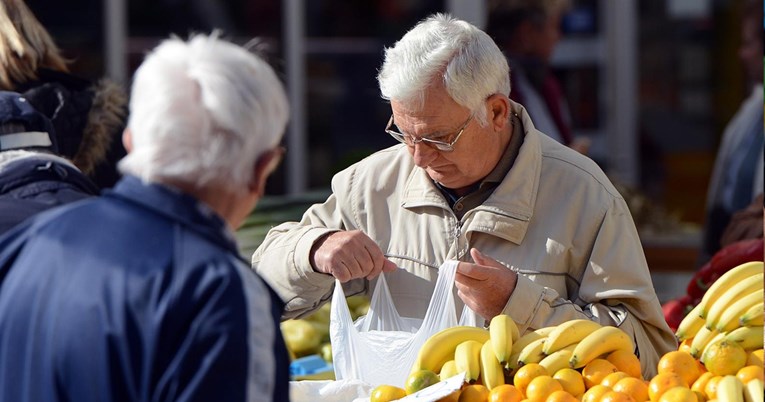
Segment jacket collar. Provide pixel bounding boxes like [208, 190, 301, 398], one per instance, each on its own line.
[106, 175, 239, 254]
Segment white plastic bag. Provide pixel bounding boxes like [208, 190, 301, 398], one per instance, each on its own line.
[330, 260, 482, 388]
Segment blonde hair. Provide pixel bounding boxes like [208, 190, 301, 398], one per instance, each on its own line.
[0, 0, 68, 90]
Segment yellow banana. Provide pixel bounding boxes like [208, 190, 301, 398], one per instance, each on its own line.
[480, 340, 505, 390]
[715, 291, 763, 332]
[490, 314, 520, 364]
[518, 337, 547, 366]
[543, 319, 602, 354]
[410, 326, 490, 374]
[705, 273, 764, 329]
[690, 325, 720, 358]
[569, 326, 634, 369]
[539, 344, 577, 375]
[675, 302, 706, 341]
[455, 339, 484, 383]
[725, 326, 764, 351]
[716, 375, 744, 402]
[739, 302, 765, 327]
[699, 261, 764, 318]
[744, 378, 764, 402]
[439, 360, 459, 382]
[511, 327, 556, 356]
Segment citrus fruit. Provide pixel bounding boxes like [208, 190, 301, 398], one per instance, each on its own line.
[370, 384, 407, 402]
[613, 376, 649, 402]
[459, 384, 490, 402]
[514, 363, 550, 396]
[679, 339, 694, 354]
[657, 386, 697, 402]
[545, 390, 578, 402]
[703, 376, 722, 400]
[736, 365, 764, 384]
[437, 390, 462, 402]
[405, 369, 440, 395]
[691, 372, 714, 394]
[658, 350, 701, 386]
[701, 341, 747, 376]
[648, 372, 687, 401]
[601, 390, 637, 402]
[489, 384, 523, 402]
[553, 368, 585, 397]
[746, 349, 763, 367]
[582, 359, 619, 389]
[607, 350, 643, 379]
[525, 375, 563, 402]
[581, 384, 611, 402]
[602, 371, 632, 388]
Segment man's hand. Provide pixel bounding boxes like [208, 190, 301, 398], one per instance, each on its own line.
[456, 248, 517, 319]
[310, 230, 397, 282]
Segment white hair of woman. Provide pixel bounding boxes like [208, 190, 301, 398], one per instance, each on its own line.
[119, 33, 288, 194]
[377, 13, 510, 126]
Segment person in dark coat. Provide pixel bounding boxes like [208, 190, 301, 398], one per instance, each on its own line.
[0, 33, 291, 402]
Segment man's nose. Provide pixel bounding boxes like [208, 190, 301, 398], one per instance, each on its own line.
[411, 141, 438, 167]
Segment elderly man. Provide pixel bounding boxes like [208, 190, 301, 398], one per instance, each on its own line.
[0, 34, 290, 402]
[254, 14, 676, 377]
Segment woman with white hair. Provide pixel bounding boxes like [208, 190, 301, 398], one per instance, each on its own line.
[0, 33, 290, 402]
[254, 13, 676, 378]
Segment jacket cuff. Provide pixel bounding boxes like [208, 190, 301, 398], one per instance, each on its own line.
[293, 227, 339, 287]
[502, 273, 546, 329]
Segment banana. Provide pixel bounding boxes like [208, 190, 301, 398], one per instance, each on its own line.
[543, 319, 602, 354]
[744, 378, 764, 402]
[716, 375, 744, 402]
[410, 326, 490, 374]
[705, 273, 764, 329]
[511, 326, 556, 356]
[539, 344, 577, 374]
[439, 360, 459, 382]
[569, 326, 634, 369]
[725, 326, 764, 351]
[517, 337, 547, 366]
[699, 261, 764, 318]
[675, 303, 706, 341]
[740, 302, 765, 327]
[480, 340, 505, 390]
[690, 325, 721, 358]
[490, 314, 520, 364]
[714, 291, 764, 333]
[455, 340, 484, 383]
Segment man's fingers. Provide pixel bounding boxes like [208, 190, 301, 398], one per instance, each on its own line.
[470, 248, 505, 268]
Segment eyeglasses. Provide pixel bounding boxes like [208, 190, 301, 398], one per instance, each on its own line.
[385, 114, 474, 152]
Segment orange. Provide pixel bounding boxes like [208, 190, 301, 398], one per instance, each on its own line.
[514, 363, 550, 396]
[658, 351, 701, 386]
[602, 372, 632, 388]
[657, 386, 697, 402]
[691, 372, 714, 394]
[489, 384, 523, 402]
[459, 384, 490, 402]
[679, 339, 694, 354]
[370, 384, 407, 402]
[437, 390, 462, 402]
[692, 390, 706, 402]
[747, 349, 764, 367]
[581, 384, 611, 402]
[613, 377, 649, 402]
[607, 350, 643, 379]
[702, 376, 722, 400]
[736, 365, 765, 384]
[405, 369, 440, 395]
[553, 368, 585, 397]
[525, 375, 563, 402]
[545, 390, 578, 402]
[601, 390, 637, 402]
[648, 372, 687, 401]
[701, 341, 747, 376]
[582, 359, 619, 389]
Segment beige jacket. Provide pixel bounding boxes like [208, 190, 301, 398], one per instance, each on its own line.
[253, 103, 677, 377]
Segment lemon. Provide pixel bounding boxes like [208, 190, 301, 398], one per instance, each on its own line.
[370, 384, 407, 402]
[405, 369, 440, 395]
[701, 340, 747, 376]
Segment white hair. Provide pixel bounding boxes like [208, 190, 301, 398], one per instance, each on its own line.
[377, 13, 510, 126]
[119, 33, 288, 193]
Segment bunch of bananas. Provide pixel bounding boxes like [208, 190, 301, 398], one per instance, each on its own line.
[512, 319, 635, 373]
[675, 261, 764, 359]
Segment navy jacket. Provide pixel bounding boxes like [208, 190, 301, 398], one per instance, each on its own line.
[0, 176, 290, 402]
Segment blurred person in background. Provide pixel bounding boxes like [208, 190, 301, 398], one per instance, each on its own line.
[0, 33, 290, 402]
[0, 90, 98, 235]
[0, 0, 127, 189]
[486, 0, 590, 154]
[254, 13, 675, 377]
[700, 0, 763, 264]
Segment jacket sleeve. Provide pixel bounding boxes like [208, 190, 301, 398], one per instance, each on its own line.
[252, 167, 368, 319]
[501, 198, 677, 378]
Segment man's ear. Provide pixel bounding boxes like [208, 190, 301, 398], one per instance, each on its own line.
[249, 147, 284, 196]
[122, 128, 133, 153]
[487, 94, 510, 132]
